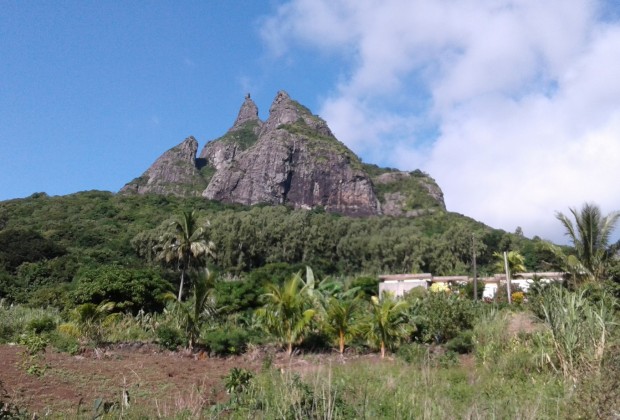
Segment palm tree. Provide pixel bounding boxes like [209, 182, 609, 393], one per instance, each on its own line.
[555, 203, 620, 282]
[493, 251, 526, 276]
[255, 271, 316, 356]
[365, 292, 411, 358]
[156, 210, 215, 301]
[324, 296, 362, 355]
[163, 269, 218, 349]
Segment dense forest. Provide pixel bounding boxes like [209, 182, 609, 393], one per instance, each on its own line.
[0, 190, 561, 306]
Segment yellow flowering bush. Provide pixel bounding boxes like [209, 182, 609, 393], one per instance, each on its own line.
[511, 291, 525, 304]
[429, 282, 450, 293]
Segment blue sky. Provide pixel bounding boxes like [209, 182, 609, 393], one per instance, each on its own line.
[1, 2, 327, 198]
[2, 1, 620, 242]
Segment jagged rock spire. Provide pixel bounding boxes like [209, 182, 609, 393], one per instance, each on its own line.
[230, 94, 261, 132]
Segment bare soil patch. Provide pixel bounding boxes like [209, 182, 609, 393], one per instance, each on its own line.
[0, 344, 386, 417]
[506, 311, 545, 336]
[0, 344, 261, 417]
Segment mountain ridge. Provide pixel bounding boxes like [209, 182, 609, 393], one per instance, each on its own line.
[121, 91, 445, 216]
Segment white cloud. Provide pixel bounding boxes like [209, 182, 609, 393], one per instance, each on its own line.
[261, 0, 620, 242]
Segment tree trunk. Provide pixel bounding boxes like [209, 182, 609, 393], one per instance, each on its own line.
[380, 341, 386, 358]
[287, 341, 293, 357]
[339, 331, 345, 354]
[178, 269, 185, 301]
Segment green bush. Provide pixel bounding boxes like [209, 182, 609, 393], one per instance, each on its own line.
[397, 343, 430, 364]
[48, 331, 80, 355]
[445, 330, 474, 354]
[18, 333, 48, 355]
[203, 327, 260, 355]
[0, 305, 61, 343]
[71, 265, 172, 313]
[246, 263, 307, 288]
[350, 276, 379, 300]
[457, 281, 485, 300]
[215, 277, 262, 314]
[156, 325, 184, 350]
[25, 283, 72, 310]
[26, 316, 56, 334]
[412, 292, 480, 344]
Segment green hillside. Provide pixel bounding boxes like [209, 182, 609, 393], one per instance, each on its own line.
[0, 190, 554, 305]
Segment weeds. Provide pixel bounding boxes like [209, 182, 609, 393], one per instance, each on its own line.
[536, 287, 617, 382]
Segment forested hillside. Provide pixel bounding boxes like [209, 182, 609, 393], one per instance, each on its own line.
[0, 190, 555, 305]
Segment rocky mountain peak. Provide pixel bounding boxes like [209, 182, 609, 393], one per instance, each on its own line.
[121, 91, 446, 216]
[171, 136, 199, 160]
[120, 136, 207, 197]
[260, 90, 333, 138]
[230, 94, 261, 132]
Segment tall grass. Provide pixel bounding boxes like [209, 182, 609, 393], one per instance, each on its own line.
[536, 287, 617, 382]
[0, 303, 61, 343]
[220, 355, 566, 419]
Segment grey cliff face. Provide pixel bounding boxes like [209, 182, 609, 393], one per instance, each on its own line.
[202, 91, 379, 216]
[120, 136, 207, 197]
[373, 171, 446, 216]
[120, 91, 445, 217]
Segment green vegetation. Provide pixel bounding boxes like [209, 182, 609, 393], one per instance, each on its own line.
[0, 194, 619, 417]
[154, 210, 215, 300]
[277, 118, 365, 171]
[553, 202, 620, 283]
[371, 170, 445, 211]
[255, 269, 317, 356]
[213, 120, 260, 150]
[365, 293, 412, 358]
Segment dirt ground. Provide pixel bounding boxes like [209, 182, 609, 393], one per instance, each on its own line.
[0, 343, 382, 417]
[0, 343, 264, 417]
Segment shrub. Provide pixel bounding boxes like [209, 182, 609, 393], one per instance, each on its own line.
[48, 331, 80, 355]
[71, 266, 172, 313]
[429, 283, 450, 293]
[26, 316, 56, 334]
[25, 283, 72, 310]
[156, 325, 184, 351]
[413, 292, 479, 344]
[215, 277, 262, 314]
[350, 276, 379, 300]
[224, 367, 254, 395]
[0, 305, 61, 343]
[446, 330, 474, 354]
[511, 291, 525, 304]
[397, 343, 430, 364]
[57, 322, 80, 338]
[246, 263, 307, 288]
[202, 327, 261, 355]
[458, 281, 485, 300]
